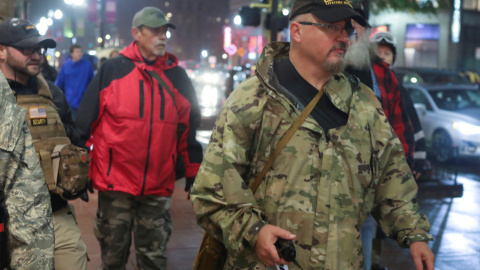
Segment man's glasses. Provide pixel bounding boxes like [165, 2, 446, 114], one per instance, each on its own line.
[298, 21, 358, 40]
[11, 46, 47, 56]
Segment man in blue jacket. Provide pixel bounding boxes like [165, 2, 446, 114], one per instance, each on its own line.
[55, 45, 94, 120]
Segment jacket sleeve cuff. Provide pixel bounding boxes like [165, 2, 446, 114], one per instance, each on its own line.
[244, 219, 267, 249]
[399, 231, 434, 248]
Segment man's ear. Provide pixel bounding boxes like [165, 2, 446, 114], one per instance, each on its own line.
[132, 27, 141, 41]
[0, 45, 7, 61]
[290, 22, 302, 43]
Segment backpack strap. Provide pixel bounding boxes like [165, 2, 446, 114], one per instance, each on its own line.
[145, 70, 177, 109]
[344, 72, 382, 109]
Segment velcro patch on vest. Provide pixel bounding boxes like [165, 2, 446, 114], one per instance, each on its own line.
[29, 107, 48, 126]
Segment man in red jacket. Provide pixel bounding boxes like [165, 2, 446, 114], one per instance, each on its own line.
[75, 6, 203, 270]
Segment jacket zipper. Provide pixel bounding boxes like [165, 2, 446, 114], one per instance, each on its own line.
[141, 74, 155, 196]
[139, 80, 144, 118]
[158, 83, 165, 120]
[107, 147, 113, 176]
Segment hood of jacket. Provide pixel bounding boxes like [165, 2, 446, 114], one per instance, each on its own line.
[120, 41, 179, 71]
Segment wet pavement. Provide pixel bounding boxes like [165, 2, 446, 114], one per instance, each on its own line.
[73, 123, 480, 270]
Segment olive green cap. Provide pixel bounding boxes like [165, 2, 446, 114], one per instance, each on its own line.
[132, 7, 176, 29]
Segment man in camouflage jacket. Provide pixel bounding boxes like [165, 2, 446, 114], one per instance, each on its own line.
[190, 1, 434, 269]
[0, 70, 54, 269]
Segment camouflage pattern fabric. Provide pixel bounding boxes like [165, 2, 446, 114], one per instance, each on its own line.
[0, 71, 54, 269]
[190, 42, 433, 270]
[56, 144, 90, 200]
[94, 190, 172, 270]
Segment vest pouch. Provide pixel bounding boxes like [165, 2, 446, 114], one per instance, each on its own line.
[52, 144, 90, 200]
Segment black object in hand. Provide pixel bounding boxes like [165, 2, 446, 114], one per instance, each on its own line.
[275, 238, 303, 269]
[185, 177, 195, 192]
[274, 238, 296, 262]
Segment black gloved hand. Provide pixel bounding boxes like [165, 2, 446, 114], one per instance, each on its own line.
[80, 179, 94, 202]
[80, 190, 89, 202]
[87, 179, 94, 193]
[185, 177, 195, 192]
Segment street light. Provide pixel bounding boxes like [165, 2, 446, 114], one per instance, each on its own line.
[64, 0, 85, 6]
[201, 50, 208, 58]
[234, 15, 242, 25]
[54, 10, 63, 20]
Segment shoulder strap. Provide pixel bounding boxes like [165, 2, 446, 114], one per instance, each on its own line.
[36, 74, 53, 100]
[146, 70, 177, 108]
[250, 89, 324, 193]
[344, 72, 382, 109]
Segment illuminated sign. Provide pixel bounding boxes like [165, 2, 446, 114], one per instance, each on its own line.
[249, 36, 256, 53]
[257, 35, 263, 54]
[451, 0, 461, 43]
[223, 27, 238, 56]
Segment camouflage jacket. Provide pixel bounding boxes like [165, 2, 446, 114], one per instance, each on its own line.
[190, 42, 432, 270]
[0, 71, 54, 269]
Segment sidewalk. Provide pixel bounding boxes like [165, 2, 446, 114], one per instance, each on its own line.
[73, 161, 480, 270]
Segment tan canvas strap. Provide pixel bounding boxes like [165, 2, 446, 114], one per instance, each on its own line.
[52, 144, 68, 186]
[250, 89, 324, 193]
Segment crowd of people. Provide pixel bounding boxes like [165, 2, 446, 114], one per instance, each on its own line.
[1, 1, 436, 270]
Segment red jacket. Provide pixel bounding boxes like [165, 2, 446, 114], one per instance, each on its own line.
[76, 42, 202, 196]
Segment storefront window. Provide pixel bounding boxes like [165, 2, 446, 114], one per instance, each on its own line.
[404, 24, 440, 68]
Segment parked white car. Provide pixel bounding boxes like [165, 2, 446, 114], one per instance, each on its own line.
[404, 84, 480, 162]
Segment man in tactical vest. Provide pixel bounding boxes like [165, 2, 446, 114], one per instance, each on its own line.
[0, 18, 88, 269]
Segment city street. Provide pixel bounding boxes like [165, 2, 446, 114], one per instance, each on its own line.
[73, 118, 480, 270]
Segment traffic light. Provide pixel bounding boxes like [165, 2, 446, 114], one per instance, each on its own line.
[265, 12, 289, 31]
[238, 7, 261, 27]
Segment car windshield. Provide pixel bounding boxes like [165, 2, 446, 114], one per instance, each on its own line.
[429, 89, 480, 111]
[395, 69, 471, 85]
[420, 72, 470, 84]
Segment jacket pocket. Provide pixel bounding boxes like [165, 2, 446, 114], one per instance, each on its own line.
[139, 80, 144, 118]
[107, 147, 113, 176]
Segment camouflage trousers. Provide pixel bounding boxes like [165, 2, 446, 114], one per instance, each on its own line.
[94, 190, 172, 270]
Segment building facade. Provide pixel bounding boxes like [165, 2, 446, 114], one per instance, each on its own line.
[0, 0, 16, 20]
[369, 1, 480, 73]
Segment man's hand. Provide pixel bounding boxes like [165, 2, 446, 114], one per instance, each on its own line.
[255, 224, 296, 267]
[410, 242, 435, 270]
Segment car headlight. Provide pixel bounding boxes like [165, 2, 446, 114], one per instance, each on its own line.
[453, 121, 480, 135]
[202, 72, 219, 84]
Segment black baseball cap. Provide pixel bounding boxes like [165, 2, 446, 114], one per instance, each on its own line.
[0, 18, 56, 48]
[289, 0, 367, 27]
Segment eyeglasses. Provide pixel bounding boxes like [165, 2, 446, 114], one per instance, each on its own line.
[11, 46, 47, 56]
[298, 21, 358, 40]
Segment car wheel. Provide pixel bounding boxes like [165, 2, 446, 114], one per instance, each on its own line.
[431, 129, 452, 163]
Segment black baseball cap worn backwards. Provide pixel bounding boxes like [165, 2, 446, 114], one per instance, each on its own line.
[0, 18, 56, 48]
[132, 7, 176, 29]
[289, 0, 367, 27]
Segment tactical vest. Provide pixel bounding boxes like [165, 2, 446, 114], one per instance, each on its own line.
[15, 76, 89, 199]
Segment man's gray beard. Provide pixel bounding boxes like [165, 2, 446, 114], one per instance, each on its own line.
[323, 60, 344, 74]
[343, 32, 372, 71]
